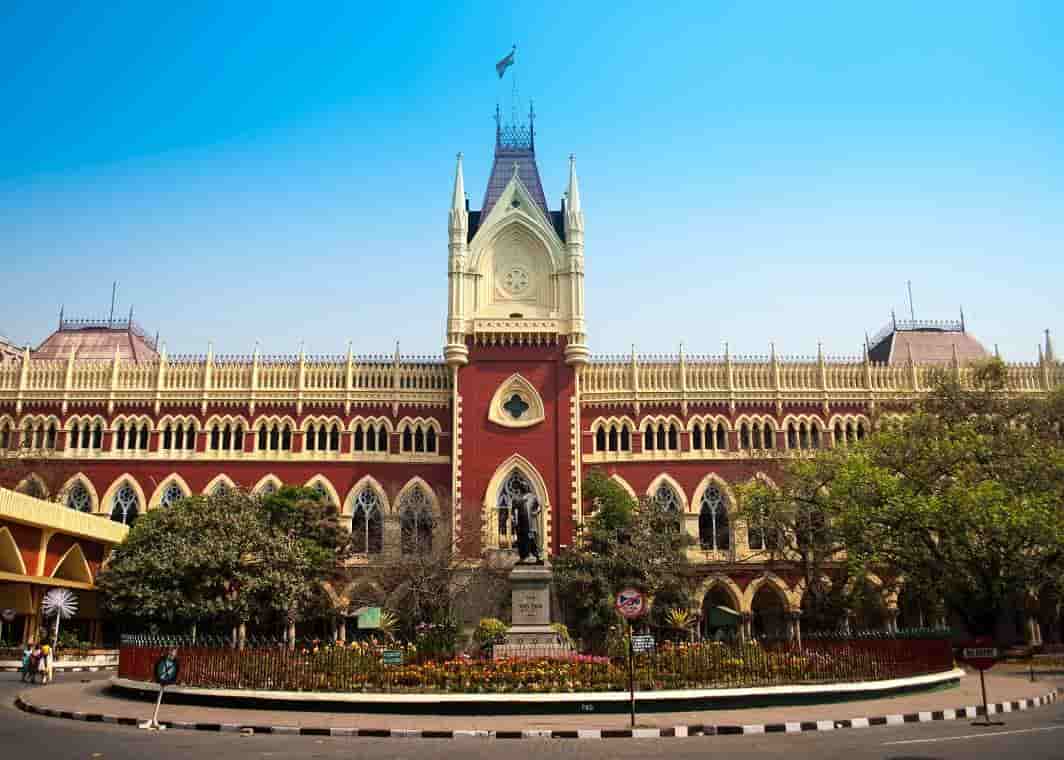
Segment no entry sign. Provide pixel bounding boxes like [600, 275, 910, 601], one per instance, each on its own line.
[615, 588, 647, 620]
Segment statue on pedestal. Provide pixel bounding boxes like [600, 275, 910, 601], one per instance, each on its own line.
[511, 490, 542, 564]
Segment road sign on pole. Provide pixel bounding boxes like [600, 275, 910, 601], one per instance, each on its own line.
[615, 588, 647, 620]
[614, 587, 648, 728]
[957, 637, 1003, 727]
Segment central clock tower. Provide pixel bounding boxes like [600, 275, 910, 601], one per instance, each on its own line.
[444, 110, 587, 558]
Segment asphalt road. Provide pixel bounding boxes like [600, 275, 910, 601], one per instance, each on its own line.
[4, 671, 1064, 759]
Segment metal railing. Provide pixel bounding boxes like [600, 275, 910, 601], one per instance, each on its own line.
[118, 635, 954, 693]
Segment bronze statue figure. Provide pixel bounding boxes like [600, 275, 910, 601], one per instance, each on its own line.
[511, 490, 542, 563]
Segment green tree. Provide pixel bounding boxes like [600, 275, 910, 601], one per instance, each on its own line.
[739, 359, 1064, 637]
[554, 470, 694, 650]
[96, 486, 348, 642]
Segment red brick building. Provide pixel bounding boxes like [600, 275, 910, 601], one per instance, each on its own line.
[1, 115, 1061, 643]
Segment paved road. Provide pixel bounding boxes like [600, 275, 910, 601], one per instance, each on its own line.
[4, 671, 1064, 759]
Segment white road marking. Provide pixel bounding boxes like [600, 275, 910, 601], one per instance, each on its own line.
[883, 725, 1064, 745]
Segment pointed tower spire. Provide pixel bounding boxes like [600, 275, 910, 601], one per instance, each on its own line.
[448, 152, 467, 238]
[1045, 329, 1055, 363]
[564, 153, 584, 240]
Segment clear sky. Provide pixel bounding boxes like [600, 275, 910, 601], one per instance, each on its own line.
[2, 2, 1061, 360]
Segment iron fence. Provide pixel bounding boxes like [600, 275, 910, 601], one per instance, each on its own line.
[118, 635, 954, 694]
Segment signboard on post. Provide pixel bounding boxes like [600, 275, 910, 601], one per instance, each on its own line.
[958, 645, 999, 672]
[632, 634, 655, 653]
[382, 650, 403, 666]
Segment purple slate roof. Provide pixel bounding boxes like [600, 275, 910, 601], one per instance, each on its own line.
[480, 145, 549, 220]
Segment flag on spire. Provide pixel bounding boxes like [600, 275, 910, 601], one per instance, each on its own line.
[496, 46, 515, 78]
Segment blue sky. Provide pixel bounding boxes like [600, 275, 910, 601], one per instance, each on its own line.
[2, 2, 1061, 359]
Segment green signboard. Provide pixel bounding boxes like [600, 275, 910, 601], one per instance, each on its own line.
[357, 606, 381, 629]
[382, 650, 403, 665]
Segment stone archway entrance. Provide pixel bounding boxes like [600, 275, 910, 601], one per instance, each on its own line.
[750, 585, 788, 641]
[701, 585, 741, 642]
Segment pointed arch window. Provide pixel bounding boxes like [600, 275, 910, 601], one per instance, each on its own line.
[160, 482, 185, 508]
[110, 483, 140, 526]
[66, 482, 92, 512]
[0, 420, 10, 449]
[595, 427, 606, 452]
[740, 423, 751, 450]
[399, 486, 434, 554]
[351, 489, 383, 555]
[716, 424, 726, 450]
[699, 484, 730, 551]
[329, 424, 340, 451]
[652, 482, 682, 531]
[620, 426, 630, 451]
[310, 480, 333, 506]
[692, 424, 703, 450]
[643, 427, 654, 451]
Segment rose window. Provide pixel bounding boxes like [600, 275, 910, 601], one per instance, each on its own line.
[503, 266, 530, 295]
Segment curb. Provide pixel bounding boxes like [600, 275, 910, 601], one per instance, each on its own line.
[1, 666, 115, 674]
[13, 688, 1062, 739]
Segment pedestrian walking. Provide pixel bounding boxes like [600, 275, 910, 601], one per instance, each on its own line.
[29, 643, 42, 684]
[38, 644, 53, 685]
[20, 643, 33, 683]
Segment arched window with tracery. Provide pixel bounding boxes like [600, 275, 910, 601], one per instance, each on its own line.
[110, 483, 141, 525]
[653, 484, 681, 511]
[66, 482, 92, 512]
[399, 485, 434, 554]
[350, 488, 383, 554]
[160, 482, 185, 508]
[699, 484, 730, 551]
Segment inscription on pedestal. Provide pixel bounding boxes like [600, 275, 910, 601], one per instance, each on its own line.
[512, 588, 549, 627]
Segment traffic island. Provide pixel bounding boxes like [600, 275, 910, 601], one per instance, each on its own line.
[13, 674, 1063, 739]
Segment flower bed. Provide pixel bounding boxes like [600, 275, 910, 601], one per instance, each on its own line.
[119, 638, 954, 694]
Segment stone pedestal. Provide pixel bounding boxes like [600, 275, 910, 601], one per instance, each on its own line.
[495, 562, 570, 659]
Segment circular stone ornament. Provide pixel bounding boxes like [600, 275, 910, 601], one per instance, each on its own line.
[503, 266, 531, 295]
